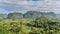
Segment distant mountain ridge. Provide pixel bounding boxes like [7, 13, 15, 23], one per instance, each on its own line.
[0, 14, 7, 18]
[7, 12, 23, 19]
[7, 11, 57, 19]
[0, 11, 60, 19]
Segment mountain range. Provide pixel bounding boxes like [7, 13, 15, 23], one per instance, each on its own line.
[0, 11, 60, 19]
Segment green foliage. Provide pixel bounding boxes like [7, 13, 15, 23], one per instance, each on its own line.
[0, 16, 60, 34]
[33, 16, 60, 34]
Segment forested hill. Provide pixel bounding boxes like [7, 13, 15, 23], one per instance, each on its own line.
[6, 11, 57, 19]
[0, 11, 58, 19]
[23, 11, 56, 18]
[7, 12, 23, 19]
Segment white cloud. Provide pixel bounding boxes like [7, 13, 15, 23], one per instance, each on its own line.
[0, 0, 60, 14]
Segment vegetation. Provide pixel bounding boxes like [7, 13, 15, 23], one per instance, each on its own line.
[7, 12, 23, 19]
[0, 11, 60, 34]
[7, 11, 56, 19]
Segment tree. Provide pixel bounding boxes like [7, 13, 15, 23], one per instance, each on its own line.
[8, 22, 21, 34]
[34, 16, 48, 28]
[33, 16, 59, 34]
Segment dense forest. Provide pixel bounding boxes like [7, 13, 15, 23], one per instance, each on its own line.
[0, 11, 60, 34]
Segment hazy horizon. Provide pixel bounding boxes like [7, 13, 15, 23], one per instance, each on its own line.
[0, 0, 60, 14]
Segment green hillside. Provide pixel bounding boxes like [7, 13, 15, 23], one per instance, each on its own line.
[7, 11, 56, 19]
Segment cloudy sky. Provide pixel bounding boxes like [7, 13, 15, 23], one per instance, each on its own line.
[0, 0, 60, 14]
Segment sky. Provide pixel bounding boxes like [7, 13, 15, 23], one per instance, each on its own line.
[0, 0, 60, 14]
